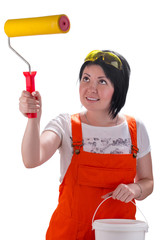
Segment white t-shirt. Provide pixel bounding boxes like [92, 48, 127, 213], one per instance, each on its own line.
[43, 113, 151, 183]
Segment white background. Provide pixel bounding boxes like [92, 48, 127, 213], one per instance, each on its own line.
[0, 0, 159, 239]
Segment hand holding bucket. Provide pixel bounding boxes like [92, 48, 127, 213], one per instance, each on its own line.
[92, 196, 148, 240]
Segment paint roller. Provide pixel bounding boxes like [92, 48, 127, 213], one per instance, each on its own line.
[4, 14, 70, 118]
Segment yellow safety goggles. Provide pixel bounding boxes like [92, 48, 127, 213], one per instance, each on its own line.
[84, 50, 122, 70]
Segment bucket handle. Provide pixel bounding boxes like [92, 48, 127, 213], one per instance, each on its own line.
[92, 196, 148, 227]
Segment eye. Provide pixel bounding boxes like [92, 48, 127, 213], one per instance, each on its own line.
[99, 79, 107, 85]
[82, 76, 90, 82]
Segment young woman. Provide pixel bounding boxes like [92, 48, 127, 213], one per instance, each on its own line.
[19, 50, 153, 240]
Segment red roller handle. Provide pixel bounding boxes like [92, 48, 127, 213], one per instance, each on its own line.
[23, 71, 37, 118]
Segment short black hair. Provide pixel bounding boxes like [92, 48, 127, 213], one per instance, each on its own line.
[79, 50, 131, 119]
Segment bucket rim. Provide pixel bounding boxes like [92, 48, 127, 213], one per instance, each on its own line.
[92, 219, 149, 232]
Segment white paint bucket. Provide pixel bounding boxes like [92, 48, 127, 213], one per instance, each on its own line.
[92, 197, 148, 240]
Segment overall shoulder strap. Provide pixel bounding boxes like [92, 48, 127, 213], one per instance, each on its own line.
[71, 113, 83, 154]
[125, 115, 139, 158]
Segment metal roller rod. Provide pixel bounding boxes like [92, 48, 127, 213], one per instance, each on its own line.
[8, 37, 31, 73]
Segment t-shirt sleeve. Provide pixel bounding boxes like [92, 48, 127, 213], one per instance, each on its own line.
[43, 113, 71, 142]
[137, 119, 151, 159]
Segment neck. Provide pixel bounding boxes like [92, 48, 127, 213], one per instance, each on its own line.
[84, 110, 118, 127]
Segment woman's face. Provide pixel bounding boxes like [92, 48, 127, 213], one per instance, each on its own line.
[79, 64, 114, 113]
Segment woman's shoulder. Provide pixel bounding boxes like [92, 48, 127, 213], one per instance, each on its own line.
[130, 115, 148, 132]
[55, 112, 71, 123]
[132, 116, 151, 158]
[124, 114, 146, 127]
[124, 114, 150, 139]
[43, 113, 71, 135]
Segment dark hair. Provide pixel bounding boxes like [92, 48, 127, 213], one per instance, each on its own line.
[79, 50, 131, 119]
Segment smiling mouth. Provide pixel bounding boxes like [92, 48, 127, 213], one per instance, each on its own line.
[86, 97, 100, 102]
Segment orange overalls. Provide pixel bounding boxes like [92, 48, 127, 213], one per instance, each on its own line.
[46, 113, 138, 240]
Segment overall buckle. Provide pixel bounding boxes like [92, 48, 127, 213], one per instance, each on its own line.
[131, 145, 139, 158]
[71, 137, 84, 155]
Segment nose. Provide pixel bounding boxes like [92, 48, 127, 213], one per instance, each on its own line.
[87, 81, 98, 93]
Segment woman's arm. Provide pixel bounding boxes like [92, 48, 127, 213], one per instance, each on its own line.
[21, 120, 61, 168]
[20, 91, 61, 168]
[134, 152, 154, 200]
[102, 152, 154, 202]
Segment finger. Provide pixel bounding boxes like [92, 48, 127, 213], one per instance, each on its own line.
[113, 190, 125, 200]
[118, 192, 130, 202]
[112, 185, 134, 202]
[19, 92, 32, 102]
[20, 91, 42, 105]
[20, 97, 39, 105]
[21, 90, 32, 98]
[19, 101, 40, 110]
[112, 185, 124, 199]
[32, 91, 42, 102]
[19, 102, 40, 114]
[20, 106, 40, 114]
[20, 93, 41, 104]
[112, 184, 132, 200]
[26, 108, 40, 113]
[123, 193, 134, 203]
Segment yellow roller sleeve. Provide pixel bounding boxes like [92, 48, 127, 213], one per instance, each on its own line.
[4, 14, 70, 37]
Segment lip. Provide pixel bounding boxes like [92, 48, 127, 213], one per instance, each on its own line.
[86, 97, 100, 102]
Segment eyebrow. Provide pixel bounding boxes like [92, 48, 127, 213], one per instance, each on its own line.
[98, 76, 107, 79]
[83, 73, 90, 77]
[83, 73, 107, 79]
